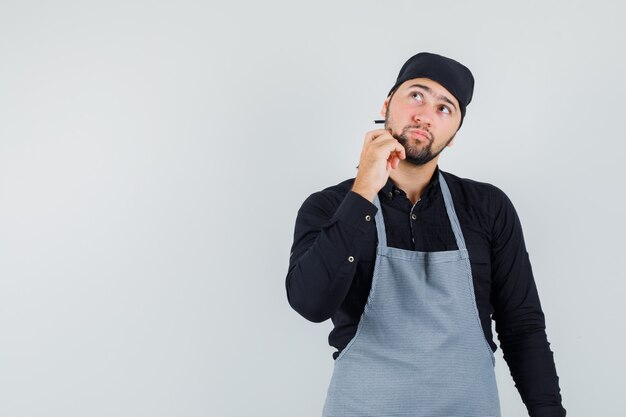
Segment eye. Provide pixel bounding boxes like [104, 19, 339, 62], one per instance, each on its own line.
[410, 91, 424, 101]
[439, 105, 451, 115]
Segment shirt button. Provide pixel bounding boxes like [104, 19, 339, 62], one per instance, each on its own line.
[394, 189, 400, 194]
[348, 256, 355, 262]
[388, 191, 393, 198]
[365, 214, 372, 221]
[411, 214, 417, 220]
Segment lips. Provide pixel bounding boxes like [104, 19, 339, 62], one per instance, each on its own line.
[408, 129, 430, 141]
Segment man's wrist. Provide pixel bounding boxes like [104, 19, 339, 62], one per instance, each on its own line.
[351, 184, 377, 203]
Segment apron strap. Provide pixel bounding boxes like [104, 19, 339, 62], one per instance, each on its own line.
[439, 171, 467, 251]
[371, 171, 467, 251]
[372, 194, 387, 247]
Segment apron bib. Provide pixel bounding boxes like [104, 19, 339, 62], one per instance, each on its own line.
[322, 172, 501, 417]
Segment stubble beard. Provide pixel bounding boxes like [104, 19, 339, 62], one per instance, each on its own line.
[385, 108, 455, 167]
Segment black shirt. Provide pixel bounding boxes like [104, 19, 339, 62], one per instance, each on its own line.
[285, 165, 566, 417]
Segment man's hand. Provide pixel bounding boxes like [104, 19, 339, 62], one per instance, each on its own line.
[351, 129, 406, 202]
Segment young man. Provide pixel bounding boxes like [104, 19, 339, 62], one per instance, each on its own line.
[285, 52, 566, 417]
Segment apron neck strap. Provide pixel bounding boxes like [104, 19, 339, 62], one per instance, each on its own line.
[371, 171, 467, 251]
[439, 171, 467, 251]
[373, 193, 387, 247]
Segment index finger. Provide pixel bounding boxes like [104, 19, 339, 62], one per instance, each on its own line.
[364, 129, 393, 143]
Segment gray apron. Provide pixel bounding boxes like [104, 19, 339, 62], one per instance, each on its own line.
[322, 172, 501, 417]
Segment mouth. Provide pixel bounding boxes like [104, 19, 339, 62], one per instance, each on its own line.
[408, 129, 430, 142]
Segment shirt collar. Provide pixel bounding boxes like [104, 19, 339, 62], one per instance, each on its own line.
[380, 165, 441, 200]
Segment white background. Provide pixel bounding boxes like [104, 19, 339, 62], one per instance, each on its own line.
[1, 1, 624, 416]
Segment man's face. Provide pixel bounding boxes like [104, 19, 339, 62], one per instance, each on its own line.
[382, 78, 462, 166]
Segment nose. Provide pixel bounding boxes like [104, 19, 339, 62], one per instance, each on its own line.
[412, 107, 433, 126]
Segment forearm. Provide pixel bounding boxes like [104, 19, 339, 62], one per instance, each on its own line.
[286, 190, 377, 322]
[498, 325, 566, 417]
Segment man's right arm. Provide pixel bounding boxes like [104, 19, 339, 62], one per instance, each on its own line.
[285, 189, 378, 323]
[286, 128, 404, 322]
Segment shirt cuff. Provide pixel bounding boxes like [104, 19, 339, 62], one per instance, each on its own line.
[529, 405, 567, 417]
[330, 190, 378, 232]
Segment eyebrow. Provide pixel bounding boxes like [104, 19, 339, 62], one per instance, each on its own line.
[407, 83, 458, 112]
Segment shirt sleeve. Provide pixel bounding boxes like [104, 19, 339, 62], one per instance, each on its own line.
[285, 190, 377, 322]
[489, 186, 566, 417]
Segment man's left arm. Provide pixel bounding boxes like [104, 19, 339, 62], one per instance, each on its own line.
[489, 186, 566, 417]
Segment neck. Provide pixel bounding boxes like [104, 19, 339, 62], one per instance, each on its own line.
[389, 158, 439, 205]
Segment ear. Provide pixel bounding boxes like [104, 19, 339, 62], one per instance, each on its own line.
[380, 96, 391, 118]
